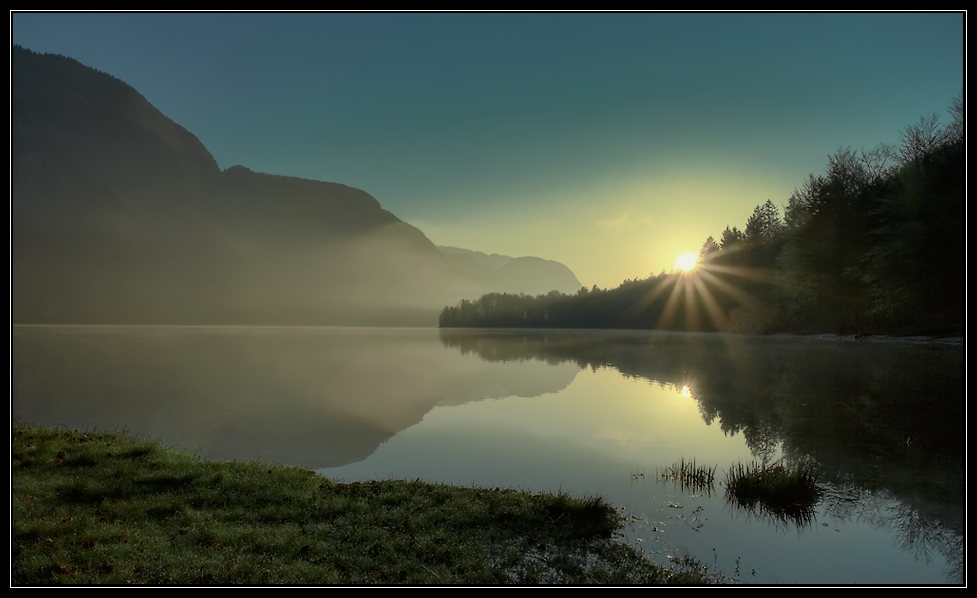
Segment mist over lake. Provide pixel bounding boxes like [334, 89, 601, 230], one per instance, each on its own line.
[12, 325, 963, 584]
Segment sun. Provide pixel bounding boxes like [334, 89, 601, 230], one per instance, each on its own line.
[675, 252, 699, 273]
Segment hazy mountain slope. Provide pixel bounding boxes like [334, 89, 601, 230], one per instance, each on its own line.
[438, 246, 514, 270]
[12, 46, 582, 325]
[205, 166, 456, 325]
[497, 257, 582, 296]
[438, 247, 583, 296]
[12, 46, 233, 323]
[12, 46, 453, 325]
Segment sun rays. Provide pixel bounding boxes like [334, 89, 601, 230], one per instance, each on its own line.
[623, 252, 771, 332]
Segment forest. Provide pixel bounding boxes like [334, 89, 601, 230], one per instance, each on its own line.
[440, 97, 964, 335]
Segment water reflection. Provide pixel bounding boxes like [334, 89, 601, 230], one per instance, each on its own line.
[820, 482, 964, 584]
[437, 329, 963, 584]
[11, 326, 963, 583]
[12, 326, 574, 467]
[439, 330, 963, 513]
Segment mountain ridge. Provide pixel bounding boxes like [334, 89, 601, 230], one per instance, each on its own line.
[12, 45, 581, 325]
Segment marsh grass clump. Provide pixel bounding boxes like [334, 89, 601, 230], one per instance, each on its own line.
[13, 426, 711, 585]
[723, 460, 823, 526]
[657, 458, 717, 495]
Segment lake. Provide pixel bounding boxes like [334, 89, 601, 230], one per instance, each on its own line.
[11, 325, 964, 584]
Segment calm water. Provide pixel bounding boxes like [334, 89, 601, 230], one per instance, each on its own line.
[11, 326, 964, 584]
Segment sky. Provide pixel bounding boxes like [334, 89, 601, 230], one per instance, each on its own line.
[12, 12, 964, 289]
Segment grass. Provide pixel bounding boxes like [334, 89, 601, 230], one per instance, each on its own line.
[657, 458, 717, 495]
[723, 460, 823, 527]
[12, 426, 713, 585]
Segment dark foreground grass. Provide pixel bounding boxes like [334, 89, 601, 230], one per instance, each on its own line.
[13, 427, 713, 585]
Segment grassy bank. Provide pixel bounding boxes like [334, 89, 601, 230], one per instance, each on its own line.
[12, 426, 712, 585]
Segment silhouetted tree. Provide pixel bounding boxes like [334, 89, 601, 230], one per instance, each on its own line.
[719, 226, 745, 252]
[699, 236, 720, 263]
[745, 200, 786, 242]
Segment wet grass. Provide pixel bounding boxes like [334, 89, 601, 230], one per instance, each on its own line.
[723, 460, 823, 526]
[13, 426, 713, 585]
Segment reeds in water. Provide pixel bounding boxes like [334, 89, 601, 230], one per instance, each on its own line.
[723, 460, 823, 527]
[657, 458, 717, 495]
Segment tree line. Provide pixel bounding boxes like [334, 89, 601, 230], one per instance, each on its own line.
[440, 96, 964, 335]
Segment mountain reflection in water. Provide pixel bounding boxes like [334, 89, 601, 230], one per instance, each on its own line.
[12, 326, 963, 584]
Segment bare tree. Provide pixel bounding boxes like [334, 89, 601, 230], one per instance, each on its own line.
[898, 113, 942, 165]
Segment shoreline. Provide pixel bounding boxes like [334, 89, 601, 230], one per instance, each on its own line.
[12, 426, 716, 585]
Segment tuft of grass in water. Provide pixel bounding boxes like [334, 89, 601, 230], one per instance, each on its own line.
[657, 458, 717, 495]
[13, 426, 713, 585]
[723, 460, 823, 527]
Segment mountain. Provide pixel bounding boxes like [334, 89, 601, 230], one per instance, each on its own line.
[12, 46, 582, 325]
[438, 247, 582, 297]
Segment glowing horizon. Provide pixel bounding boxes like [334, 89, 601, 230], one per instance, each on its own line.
[12, 13, 963, 291]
